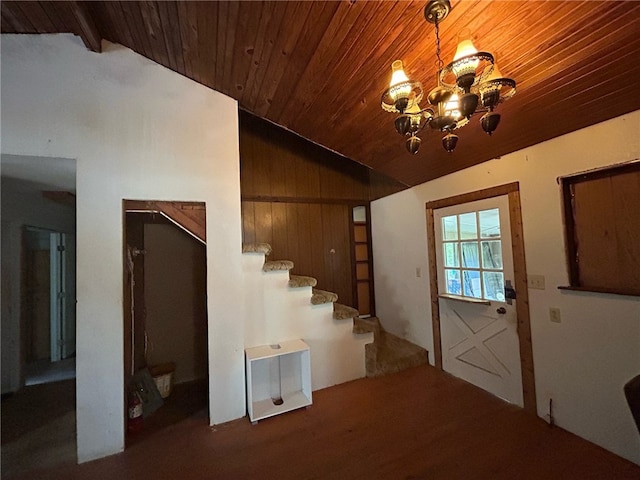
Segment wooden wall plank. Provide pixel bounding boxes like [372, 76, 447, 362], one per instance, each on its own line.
[286, 203, 300, 272]
[119, 1, 151, 58]
[239, 111, 383, 202]
[565, 164, 640, 295]
[1, 3, 35, 33]
[611, 170, 640, 291]
[38, 2, 68, 31]
[196, 1, 217, 86]
[253, 1, 313, 118]
[220, 0, 240, 97]
[230, 1, 264, 104]
[241, 2, 279, 109]
[267, 1, 340, 122]
[277, 0, 367, 127]
[271, 202, 289, 259]
[253, 202, 273, 247]
[16, 1, 55, 32]
[99, 2, 134, 49]
[572, 177, 618, 289]
[243, 1, 288, 112]
[156, 0, 182, 74]
[241, 200, 255, 245]
[138, 1, 170, 69]
[176, 0, 198, 81]
[308, 204, 325, 282]
[321, 204, 335, 296]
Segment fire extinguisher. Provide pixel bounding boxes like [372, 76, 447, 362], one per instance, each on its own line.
[127, 390, 143, 433]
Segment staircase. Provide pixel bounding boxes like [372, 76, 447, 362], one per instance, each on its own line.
[126, 205, 428, 388]
[242, 243, 429, 389]
[242, 243, 371, 390]
[354, 317, 429, 377]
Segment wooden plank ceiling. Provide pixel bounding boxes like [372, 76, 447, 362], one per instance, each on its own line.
[3, 1, 640, 187]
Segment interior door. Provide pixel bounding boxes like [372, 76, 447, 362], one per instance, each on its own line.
[434, 195, 523, 406]
[49, 232, 66, 362]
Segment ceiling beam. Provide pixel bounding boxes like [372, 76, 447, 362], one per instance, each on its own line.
[68, 1, 102, 53]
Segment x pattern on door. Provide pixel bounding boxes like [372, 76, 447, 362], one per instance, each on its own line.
[443, 305, 511, 378]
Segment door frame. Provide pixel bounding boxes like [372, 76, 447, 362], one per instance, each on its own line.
[426, 182, 536, 414]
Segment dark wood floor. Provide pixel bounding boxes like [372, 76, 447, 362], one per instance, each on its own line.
[6, 365, 640, 480]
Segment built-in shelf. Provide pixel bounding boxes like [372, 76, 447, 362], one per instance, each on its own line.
[245, 339, 312, 423]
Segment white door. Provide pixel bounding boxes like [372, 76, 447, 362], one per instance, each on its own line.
[49, 232, 67, 362]
[434, 195, 523, 406]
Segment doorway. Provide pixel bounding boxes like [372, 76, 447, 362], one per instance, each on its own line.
[22, 226, 76, 385]
[426, 183, 536, 414]
[123, 202, 208, 443]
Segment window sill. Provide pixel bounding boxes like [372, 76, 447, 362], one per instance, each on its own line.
[438, 293, 491, 305]
[558, 285, 640, 298]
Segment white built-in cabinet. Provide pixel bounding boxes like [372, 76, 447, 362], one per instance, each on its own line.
[245, 339, 312, 423]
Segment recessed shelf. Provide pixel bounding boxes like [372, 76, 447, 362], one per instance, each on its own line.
[245, 339, 312, 423]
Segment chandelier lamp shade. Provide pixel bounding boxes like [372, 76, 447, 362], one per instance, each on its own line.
[381, 0, 516, 155]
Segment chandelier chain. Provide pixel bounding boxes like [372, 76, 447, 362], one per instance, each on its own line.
[434, 16, 444, 79]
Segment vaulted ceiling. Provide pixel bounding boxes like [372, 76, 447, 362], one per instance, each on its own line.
[3, 1, 640, 187]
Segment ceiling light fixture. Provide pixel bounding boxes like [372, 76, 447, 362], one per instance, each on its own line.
[381, 0, 516, 155]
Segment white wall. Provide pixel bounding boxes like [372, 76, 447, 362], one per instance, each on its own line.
[371, 110, 640, 464]
[242, 252, 371, 390]
[1, 172, 77, 393]
[1, 35, 245, 462]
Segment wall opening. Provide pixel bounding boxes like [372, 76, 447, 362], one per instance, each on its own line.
[1, 154, 77, 476]
[123, 206, 208, 445]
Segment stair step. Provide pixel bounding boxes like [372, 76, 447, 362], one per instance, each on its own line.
[242, 243, 272, 256]
[263, 260, 294, 272]
[311, 288, 338, 305]
[366, 331, 429, 378]
[353, 316, 381, 336]
[333, 303, 359, 320]
[289, 275, 317, 288]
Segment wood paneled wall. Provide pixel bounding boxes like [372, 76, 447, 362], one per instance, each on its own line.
[240, 111, 406, 202]
[242, 201, 353, 306]
[240, 111, 404, 309]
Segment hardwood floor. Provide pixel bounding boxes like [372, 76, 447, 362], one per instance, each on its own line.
[6, 365, 640, 480]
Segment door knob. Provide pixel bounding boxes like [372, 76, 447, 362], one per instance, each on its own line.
[496, 307, 507, 315]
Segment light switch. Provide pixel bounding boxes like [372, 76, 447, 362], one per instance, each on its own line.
[528, 274, 545, 290]
[416, 267, 421, 278]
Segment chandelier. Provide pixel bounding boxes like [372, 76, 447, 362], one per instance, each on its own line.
[381, 0, 516, 155]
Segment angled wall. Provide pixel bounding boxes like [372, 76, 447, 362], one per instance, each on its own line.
[1, 35, 244, 462]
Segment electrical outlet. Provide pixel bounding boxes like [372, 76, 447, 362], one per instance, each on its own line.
[549, 307, 561, 323]
[528, 274, 545, 290]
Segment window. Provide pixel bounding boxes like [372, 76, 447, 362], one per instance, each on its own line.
[441, 208, 505, 301]
[561, 161, 640, 296]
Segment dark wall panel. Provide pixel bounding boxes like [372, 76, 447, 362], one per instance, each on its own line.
[240, 111, 404, 202]
[242, 201, 354, 308]
[239, 111, 403, 311]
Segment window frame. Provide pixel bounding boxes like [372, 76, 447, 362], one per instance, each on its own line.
[559, 160, 640, 297]
[440, 208, 506, 302]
